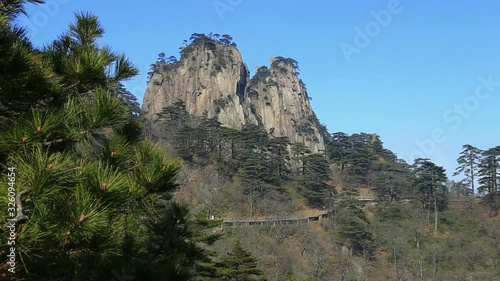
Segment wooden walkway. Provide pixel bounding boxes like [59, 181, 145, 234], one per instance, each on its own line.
[222, 210, 329, 228]
[221, 197, 481, 228]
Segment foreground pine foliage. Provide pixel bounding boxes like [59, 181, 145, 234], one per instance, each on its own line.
[0, 2, 223, 280]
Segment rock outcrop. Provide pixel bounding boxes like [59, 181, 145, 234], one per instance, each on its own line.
[244, 58, 327, 153]
[142, 36, 328, 153]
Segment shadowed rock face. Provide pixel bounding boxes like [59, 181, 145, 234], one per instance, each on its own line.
[142, 38, 327, 153]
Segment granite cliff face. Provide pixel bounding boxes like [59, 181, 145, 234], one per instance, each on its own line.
[245, 58, 327, 153]
[142, 37, 327, 153]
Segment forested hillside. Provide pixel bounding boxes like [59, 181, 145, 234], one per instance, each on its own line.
[0, 1, 499, 281]
[152, 101, 500, 280]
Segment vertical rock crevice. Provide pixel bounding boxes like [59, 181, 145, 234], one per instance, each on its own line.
[236, 63, 248, 102]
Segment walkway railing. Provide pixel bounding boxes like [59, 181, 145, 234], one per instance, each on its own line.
[222, 210, 329, 228]
[221, 196, 480, 227]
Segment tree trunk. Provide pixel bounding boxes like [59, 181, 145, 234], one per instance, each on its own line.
[249, 194, 253, 219]
[434, 197, 438, 236]
[427, 205, 431, 224]
[416, 237, 423, 281]
[471, 160, 475, 195]
[392, 239, 398, 279]
[432, 245, 439, 279]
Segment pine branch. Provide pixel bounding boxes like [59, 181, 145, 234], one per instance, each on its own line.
[63, 81, 80, 90]
[127, 164, 140, 171]
[42, 130, 89, 146]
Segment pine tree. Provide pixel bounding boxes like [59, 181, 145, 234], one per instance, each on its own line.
[344, 133, 375, 185]
[136, 202, 207, 281]
[190, 211, 226, 281]
[327, 132, 349, 175]
[453, 144, 482, 195]
[217, 126, 242, 175]
[0, 6, 60, 124]
[336, 219, 374, 257]
[43, 12, 137, 94]
[478, 147, 500, 214]
[239, 132, 273, 218]
[332, 187, 374, 257]
[448, 180, 469, 199]
[0, 8, 188, 280]
[237, 125, 272, 188]
[156, 100, 192, 158]
[296, 153, 331, 206]
[478, 147, 500, 195]
[267, 137, 290, 182]
[218, 240, 262, 281]
[412, 158, 448, 235]
[291, 142, 311, 176]
[373, 160, 413, 202]
[0, 0, 45, 19]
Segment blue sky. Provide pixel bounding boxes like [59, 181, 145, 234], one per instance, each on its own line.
[18, 0, 500, 179]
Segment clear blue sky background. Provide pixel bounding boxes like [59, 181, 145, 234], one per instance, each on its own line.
[18, 0, 500, 179]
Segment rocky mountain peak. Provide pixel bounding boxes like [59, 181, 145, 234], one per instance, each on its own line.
[142, 34, 328, 153]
